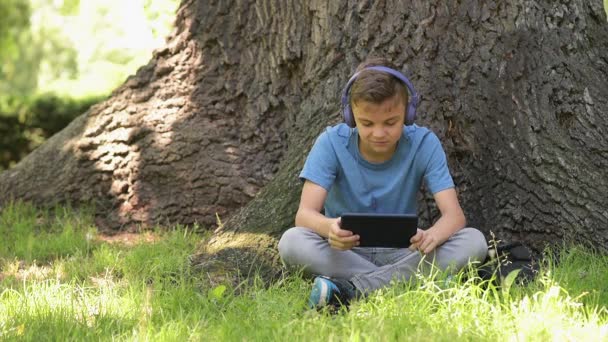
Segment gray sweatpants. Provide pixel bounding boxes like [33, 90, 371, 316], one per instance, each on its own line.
[278, 227, 488, 295]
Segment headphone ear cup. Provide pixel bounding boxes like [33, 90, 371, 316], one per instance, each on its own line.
[343, 103, 356, 127]
[405, 102, 416, 125]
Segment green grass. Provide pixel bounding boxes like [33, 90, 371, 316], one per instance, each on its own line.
[0, 201, 96, 262]
[1, 201, 607, 341]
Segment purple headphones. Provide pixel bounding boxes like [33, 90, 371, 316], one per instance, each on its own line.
[341, 66, 420, 127]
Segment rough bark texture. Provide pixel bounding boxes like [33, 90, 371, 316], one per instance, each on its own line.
[1, 1, 607, 283]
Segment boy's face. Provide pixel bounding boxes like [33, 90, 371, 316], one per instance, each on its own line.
[352, 93, 405, 162]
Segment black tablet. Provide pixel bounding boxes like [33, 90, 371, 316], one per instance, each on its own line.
[340, 213, 418, 248]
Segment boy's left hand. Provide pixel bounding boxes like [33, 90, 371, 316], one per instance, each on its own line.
[409, 228, 441, 254]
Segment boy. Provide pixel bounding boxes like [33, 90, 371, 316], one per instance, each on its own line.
[278, 57, 488, 309]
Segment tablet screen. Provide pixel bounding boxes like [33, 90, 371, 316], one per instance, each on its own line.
[340, 213, 418, 248]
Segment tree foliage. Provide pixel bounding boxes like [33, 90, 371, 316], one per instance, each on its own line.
[0, 0, 179, 99]
[0, 0, 179, 169]
[0, 0, 34, 96]
[0, 0, 30, 59]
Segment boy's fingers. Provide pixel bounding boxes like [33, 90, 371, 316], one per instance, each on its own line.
[331, 242, 353, 251]
[419, 240, 429, 253]
[333, 235, 358, 244]
[330, 236, 359, 250]
[343, 234, 359, 241]
[335, 228, 353, 237]
[420, 237, 437, 254]
[410, 229, 424, 243]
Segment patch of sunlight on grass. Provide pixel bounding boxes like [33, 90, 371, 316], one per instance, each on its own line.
[0, 279, 142, 340]
[507, 281, 608, 341]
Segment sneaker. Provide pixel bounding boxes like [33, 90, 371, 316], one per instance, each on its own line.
[308, 276, 357, 309]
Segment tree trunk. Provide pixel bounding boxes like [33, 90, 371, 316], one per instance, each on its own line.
[1, 0, 607, 283]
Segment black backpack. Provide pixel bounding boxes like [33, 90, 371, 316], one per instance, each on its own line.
[477, 241, 541, 286]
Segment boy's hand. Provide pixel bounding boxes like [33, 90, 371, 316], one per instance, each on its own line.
[409, 228, 441, 254]
[328, 217, 360, 251]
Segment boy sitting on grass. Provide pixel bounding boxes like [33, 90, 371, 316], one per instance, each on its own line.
[278, 57, 488, 309]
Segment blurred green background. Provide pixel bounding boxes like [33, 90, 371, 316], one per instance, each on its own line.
[0, 0, 179, 170]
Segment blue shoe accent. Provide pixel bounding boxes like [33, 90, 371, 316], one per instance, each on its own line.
[308, 276, 340, 309]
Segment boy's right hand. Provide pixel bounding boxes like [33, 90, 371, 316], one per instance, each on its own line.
[328, 217, 360, 251]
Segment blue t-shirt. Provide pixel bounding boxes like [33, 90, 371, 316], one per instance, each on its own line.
[299, 123, 454, 218]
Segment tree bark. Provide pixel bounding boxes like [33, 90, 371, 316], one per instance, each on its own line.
[1, 0, 607, 282]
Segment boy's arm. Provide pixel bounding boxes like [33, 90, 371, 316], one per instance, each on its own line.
[410, 188, 466, 254]
[295, 181, 333, 237]
[295, 180, 359, 250]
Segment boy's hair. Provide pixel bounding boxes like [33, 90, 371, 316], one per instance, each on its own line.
[350, 57, 409, 107]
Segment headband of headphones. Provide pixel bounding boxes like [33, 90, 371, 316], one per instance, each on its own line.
[340, 66, 419, 127]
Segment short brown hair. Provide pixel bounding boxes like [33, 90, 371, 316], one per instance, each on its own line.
[349, 57, 408, 107]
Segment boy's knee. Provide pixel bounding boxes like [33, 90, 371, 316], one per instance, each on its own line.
[278, 227, 308, 262]
[437, 227, 488, 271]
[461, 227, 488, 262]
